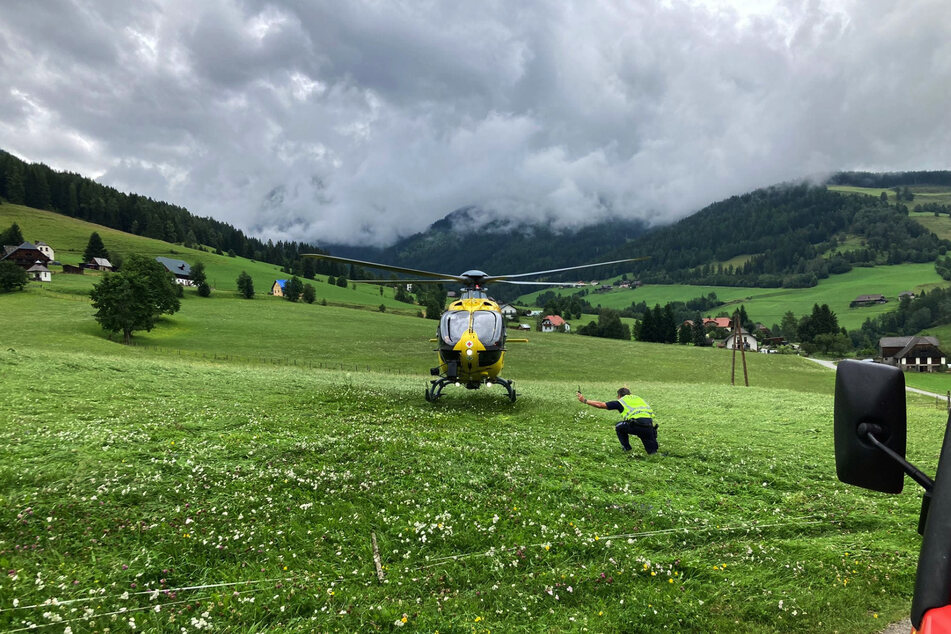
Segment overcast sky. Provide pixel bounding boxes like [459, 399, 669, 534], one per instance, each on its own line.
[1, 1, 949, 246]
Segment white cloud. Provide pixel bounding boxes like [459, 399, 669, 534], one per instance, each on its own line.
[0, 0, 949, 246]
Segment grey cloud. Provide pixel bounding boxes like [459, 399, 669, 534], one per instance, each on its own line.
[0, 0, 950, 247]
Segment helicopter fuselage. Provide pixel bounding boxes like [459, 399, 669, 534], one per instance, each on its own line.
[434, 296, 507, 388]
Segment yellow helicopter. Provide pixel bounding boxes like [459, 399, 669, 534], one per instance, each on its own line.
[304, 253, 644, 402]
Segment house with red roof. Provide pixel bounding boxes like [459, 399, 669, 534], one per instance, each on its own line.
[541, 315, 570, 333]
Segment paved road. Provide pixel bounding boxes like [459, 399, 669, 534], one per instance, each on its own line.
[802, 356, 946, 400]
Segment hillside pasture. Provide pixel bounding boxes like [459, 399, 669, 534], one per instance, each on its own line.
[0, 203, 423, 312]
[518, 263, 946, 330]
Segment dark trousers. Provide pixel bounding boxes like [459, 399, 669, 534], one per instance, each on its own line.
[616, 418, 658, 454]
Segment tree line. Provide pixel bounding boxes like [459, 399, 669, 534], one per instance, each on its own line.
[0, 149, 344, 274]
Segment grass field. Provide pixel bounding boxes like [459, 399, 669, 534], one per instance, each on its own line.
[518, 263, 947, 330]
[0, 203, 425, 313]
[1, 270, 946, 632]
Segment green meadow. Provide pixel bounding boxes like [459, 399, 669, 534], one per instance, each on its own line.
[518, 262, 946, 330]
[1, 265, 945, 632]
[0, 203, 420, 314]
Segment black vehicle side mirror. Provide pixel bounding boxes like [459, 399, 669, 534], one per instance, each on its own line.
[834, 360, 907, 494]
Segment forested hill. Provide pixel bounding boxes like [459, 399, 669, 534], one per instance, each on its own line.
[3, 144, 949, 292]
[323, 206, 647, 278]
[0, 149, 327, 270]
[602, 182, 951, 288]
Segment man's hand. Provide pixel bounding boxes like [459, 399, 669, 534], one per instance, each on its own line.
[577, 392, 586, 404]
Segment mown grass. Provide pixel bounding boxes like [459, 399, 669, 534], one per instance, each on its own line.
[519, 263, 946, 330]
[0, 278, 945, 632]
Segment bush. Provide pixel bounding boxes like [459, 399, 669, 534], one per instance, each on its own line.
[0, 261, 28, 292]
[302, 283, 316, 304]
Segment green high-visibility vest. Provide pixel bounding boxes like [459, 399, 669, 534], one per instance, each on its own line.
[619, 395, 653, 420]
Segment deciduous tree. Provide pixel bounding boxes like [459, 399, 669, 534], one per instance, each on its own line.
[90, 254, 180, 344]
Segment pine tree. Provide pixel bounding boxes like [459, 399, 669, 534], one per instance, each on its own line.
[0, 222, 24, 245]
[236, 271, 254, 299]
[82, 232, 109, 262]
[284, 276, 304, 302]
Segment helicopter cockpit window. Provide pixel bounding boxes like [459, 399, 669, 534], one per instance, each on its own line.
[472, 310, 503, 346]
[440, 311, 470, 344]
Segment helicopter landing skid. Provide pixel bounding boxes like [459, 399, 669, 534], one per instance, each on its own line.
[425, 377, 517, 403]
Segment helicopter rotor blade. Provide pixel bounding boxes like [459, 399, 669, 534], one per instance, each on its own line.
[348, 278, 462, 285]
[302, 253, 467, 282]
[484, 256, 649, 282]
[496, 280, 585, 286]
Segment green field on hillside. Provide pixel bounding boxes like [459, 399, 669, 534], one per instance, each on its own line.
[829, 185, 951, 242]
[518, 263, 946, 330]
[0, 203, 426, 313]
[1, 268, 945, 632]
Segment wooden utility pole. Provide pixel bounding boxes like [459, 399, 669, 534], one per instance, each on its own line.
[731, 313, 749, 387]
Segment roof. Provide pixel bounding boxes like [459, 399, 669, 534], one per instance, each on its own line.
[27, 261, 50, 273]
[155, 257, 190, 276]
[34, 241, 49, 246]
[90, 257, 113, 267]
[704, 317, 733, 328]
[879, 336, 940, 349]
[543, 315, 566, 327]
[1, 242, 45, 260]
[854, 294, 885, 301]
[273, 279, 288, 290]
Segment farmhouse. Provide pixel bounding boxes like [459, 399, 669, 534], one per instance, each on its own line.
[850, 294, 887, 307]
[879, 336, 946, 372]
[1, 242, 50, 269]
[724, 328, 758, 352]
[155, 257, 193, 285]
[83, 257, 113, 271]
[26, 261, 52, 282]
[899, 291, 916, 301]
[34, 241, 54, 262]
[541, 315, 570, 333]
[271, 279, 288, 296]
[499, 303, 518, 319]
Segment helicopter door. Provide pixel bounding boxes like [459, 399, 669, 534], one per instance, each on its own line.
[439, 311, 470, 345]
[472, 310, 503, 347]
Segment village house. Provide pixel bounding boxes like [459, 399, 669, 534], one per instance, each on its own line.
[26, 261, 52, 282]
[1, 241, 50, 269]
[271, 279, 287, 296]
[34, 241, 54, 262]
[517, 323, 532, 330]
[879, 336, 946, 373]
[499, 303, 518, 320]
[850, 294, 887, 307]
[82, 257, 113, 271]
[541, 315, 570, 333]
[703, 317, 733, 330]
[155, 257, 193, 285]
[898, 291, 916, 301]
[724, 328, 758, 352]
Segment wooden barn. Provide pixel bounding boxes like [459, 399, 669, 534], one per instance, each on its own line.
[851, 294, 887, 307]
[879, 336, 946, 372]
[82, 257, 114, 271]
[1, 242, 50, 269]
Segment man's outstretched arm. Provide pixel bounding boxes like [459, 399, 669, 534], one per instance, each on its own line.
[577, 392, 608, 409]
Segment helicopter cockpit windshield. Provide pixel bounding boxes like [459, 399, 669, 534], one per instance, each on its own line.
[472, 310, 503, 347]
[439, 311, 470, 345]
